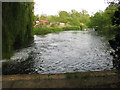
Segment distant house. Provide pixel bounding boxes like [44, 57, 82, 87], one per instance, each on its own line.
[35, 20, 40, 25]
[58, 23, 65, 28]
[40, 20, 50, 24]
[35, 20, 50, 25]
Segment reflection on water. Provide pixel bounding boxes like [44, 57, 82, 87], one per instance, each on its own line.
[2, 31, 114, 75]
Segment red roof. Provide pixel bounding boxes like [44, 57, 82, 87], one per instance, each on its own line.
[39, 20, 49, 23]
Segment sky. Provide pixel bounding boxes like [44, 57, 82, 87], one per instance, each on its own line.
[34, 0, 109, 16]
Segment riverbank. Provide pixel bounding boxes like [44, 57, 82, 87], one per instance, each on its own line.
[2, 70, 120, 88]
[96, 26, 120, 39]
[33, 26, 81, 35]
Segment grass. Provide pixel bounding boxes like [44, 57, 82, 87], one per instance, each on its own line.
[62, 26, 80, 31]
[33, 26, 81, 35]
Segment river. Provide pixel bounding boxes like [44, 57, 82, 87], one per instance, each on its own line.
[2, 31, 114, 75]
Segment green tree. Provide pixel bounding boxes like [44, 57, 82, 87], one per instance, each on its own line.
[104, 2, 119, 26]
[69, 9, 89, 29]
[88, 10, 113, 30]
[58, 11, 70, 24]
[47, 15, 59, 23]
[2, 2, 34, 59]
[112, 1, 120, 26]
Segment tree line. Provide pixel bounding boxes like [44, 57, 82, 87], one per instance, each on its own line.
[34, 9, 90, 28]
[34, 1, 120, 32]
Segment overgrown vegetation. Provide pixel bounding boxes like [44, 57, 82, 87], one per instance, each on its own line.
[88, 1, 120, 34]
[33, 26, 81, 35]
[34, 9, 89, 35]
[2, 2, 34, 59]
[35, 9, 90, 28]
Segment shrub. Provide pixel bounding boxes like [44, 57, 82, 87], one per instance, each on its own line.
[33, 26, 82, 35]
[62, 26, 80, 31]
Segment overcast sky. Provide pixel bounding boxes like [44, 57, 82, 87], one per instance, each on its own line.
[34, 0, 109, 16]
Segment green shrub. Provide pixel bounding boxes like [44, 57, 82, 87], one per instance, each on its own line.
[33, 26, 83, 35]
[62, 26, 80, 31]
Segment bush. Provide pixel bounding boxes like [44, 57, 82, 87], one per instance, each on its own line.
[34, 28, 52, 35]
[62, 26, 80, 31]
[33, 26, 82, 35]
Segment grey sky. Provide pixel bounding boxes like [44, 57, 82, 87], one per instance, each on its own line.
[34, 0, 109, 16]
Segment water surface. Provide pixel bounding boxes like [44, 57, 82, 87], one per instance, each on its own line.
[3, 31, 114, 74]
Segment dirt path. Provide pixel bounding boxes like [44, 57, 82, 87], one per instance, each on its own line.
[2, 70, 120, 88]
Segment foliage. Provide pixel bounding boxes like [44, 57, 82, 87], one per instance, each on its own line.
[88, 11, 110, 30]
[47, 15, 59, 23]
[34, 14, 39, 21]
[2, 2, 34, 59]
[34, 28, 52, 35]
[112, 6, 120, 26]
[88, 2, 119, 32]
[35, 9, 90, 28]
[62, 26, 80, 31]
[58, 11, 70, 24]
[33, 26, 81, 35]
[35, 22, 47, 28]
[66, 9, 90, 28]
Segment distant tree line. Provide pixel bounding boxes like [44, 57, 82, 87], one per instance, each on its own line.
[34, 9, 90, 28]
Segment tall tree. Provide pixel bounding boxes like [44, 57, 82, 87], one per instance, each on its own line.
[88, 10, 111, 30]
[58, 11, 70, 24]
[112, 2, 120, 26]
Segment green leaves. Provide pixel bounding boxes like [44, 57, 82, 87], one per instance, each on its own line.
[2, 2, 34, 59]
[88, 2, 119, 31]
[35, 9, 90, 28]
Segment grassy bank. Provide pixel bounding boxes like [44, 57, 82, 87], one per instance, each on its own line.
[33, 26, 81, 35]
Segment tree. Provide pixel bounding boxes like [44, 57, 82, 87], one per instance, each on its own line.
[68, 9, 89, 28]
[58, 11, 70, 24]
[104, 2, 119, 25]
[88, 10, 111, 30]
[112, 7, 120, 26]
[112, 1, 120, 26]
[81, 9, 88, 16]
[34, 14, 39, 22]
[47, 15, 59, 23]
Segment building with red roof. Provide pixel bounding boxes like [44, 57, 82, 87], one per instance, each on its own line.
[35, 20, 50, 25]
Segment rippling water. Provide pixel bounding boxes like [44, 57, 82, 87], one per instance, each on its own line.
[3, 31, 114, 75]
